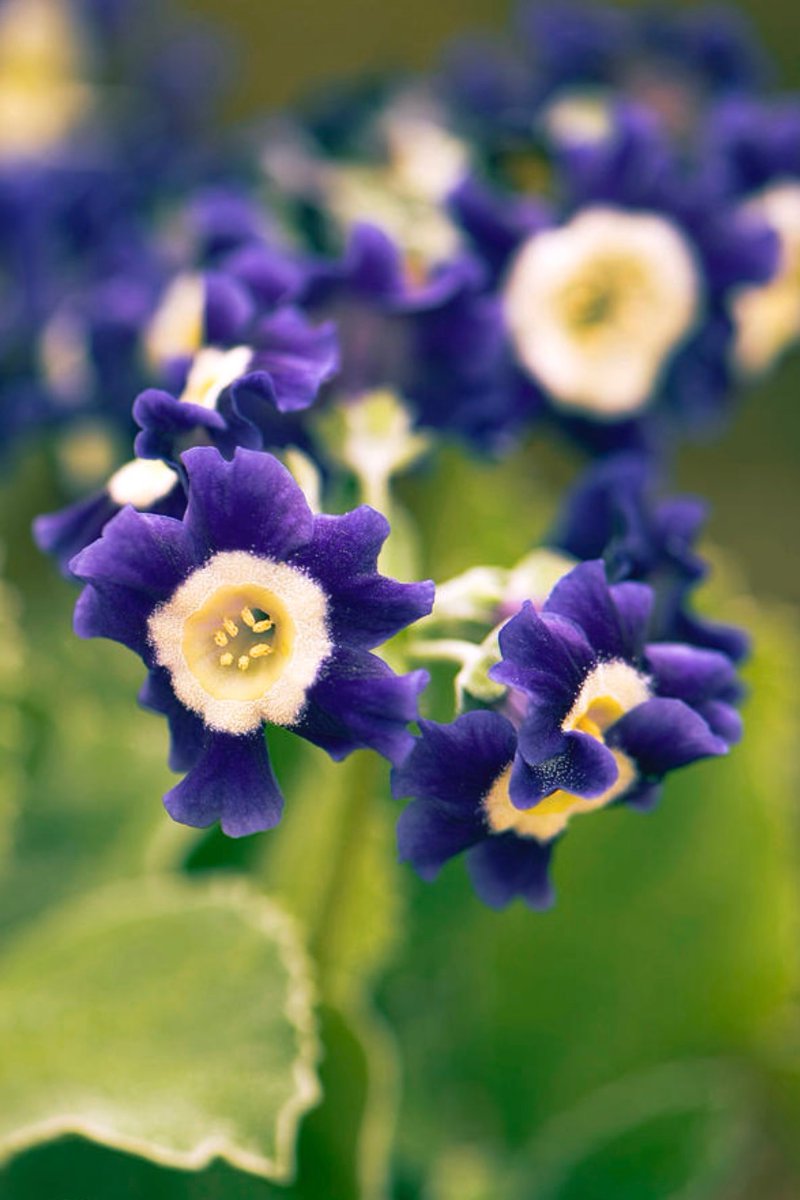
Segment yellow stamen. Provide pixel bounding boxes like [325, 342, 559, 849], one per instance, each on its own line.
[253, 618, 273, 633]
[214, 630, 228, 647]
[249, 643, 273, 659]
[237, 655, 250, 671]
[223, 617, 239, 638]
[241, 606, 256, 628]
[219, 652, 233, 667]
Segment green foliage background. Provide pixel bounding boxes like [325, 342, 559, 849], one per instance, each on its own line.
[1, 2, 799, 1197]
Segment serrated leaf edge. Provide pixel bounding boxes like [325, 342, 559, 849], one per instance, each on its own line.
[0, 876, 322, 1182]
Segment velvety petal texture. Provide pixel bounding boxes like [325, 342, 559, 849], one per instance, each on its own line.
[394, 557, 743, 910]
[69, 445, 434, 836]
[134, 304, 335, 462]
[392, 711, 559, 909]
[163, 730, 284, 837]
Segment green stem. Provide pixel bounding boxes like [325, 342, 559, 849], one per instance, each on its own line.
[307, 751, 385, 994]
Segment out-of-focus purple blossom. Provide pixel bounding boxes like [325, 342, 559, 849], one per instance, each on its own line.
[549, 453, 750, 661]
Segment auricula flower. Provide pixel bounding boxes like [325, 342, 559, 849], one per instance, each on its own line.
[133, 268, 339, 462]
[503, 205, 701, 419]
[732, 182, 800, 374]
[550, 452, 750, 660]
[708, 99, 800, 375]
[34, 456, 184, 575]
[70, 446, 434, 836]
[394, 559, 741, 909]
[449, 104, 778, 445]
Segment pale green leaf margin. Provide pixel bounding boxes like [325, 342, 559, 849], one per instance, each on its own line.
[0, 878, 322, 1182]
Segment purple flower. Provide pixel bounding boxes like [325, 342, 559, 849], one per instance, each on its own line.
[394, 559, 741, 909]
[133, 268, 339, 462]
[456, 105, 779, 447]
[304, 222, 535, 450]
[550, 452, 749, 660]
[439, 2, 767, 152]
[34, 457, 185, 576]
[70, 446, 433, 836]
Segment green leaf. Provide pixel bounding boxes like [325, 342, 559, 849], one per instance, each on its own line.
[522, 1062, 749, 1200]
[0, 879, 320, 1181]
[0, 1005, 388, 1200]
[0, 628, 179, 936]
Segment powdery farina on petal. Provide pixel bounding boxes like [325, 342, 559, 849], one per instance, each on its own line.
[148, 550, 332, 734]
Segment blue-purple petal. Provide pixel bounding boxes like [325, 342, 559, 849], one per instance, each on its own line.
[645, 642, 740, 705]
[391, 710, 517, 812]
[509, 730, 620, 808]
[163, 730, 284, 836]
[544, 560, 640, 661]
[397, 799, 486, 880]
[297, 648, 427, 764]
[290, 506, 434, 648]
[467, 834, 557, 911]
[607, 696, 728, 777]
[70, 506, 195, 600]
[181, 445, 314, 560]
[138, 668, 206, 773]
[492, 601, 595, 710]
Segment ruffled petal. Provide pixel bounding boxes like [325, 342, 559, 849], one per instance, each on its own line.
[694, 699, 743, 745]
[138, 668, 206, 773]
[291, 507, 434, 648]
[607, 696, 728, 777]
[73, 582, 153, 658]
[133, 388, 227, 463]
[34, 491, 118, 577]
[397, 799, 485, 880]
[181, 445, 314, 560]
[515, 697, 571, 766]
[544, 560, 639, 661]
[646, 642, 740, 704]
[391, 710, 517, 813]
[509, 730, 620, 808]
[204, 271, 254, 344]
[244, 307, 339, 413]
[296, 648, 428, 764]
[492, 601, 595, 712]
[467, 834, 557, 910]
[609, 580, 654, 657]
[163, 730, 284, 836]
[70, 506, 196, 601]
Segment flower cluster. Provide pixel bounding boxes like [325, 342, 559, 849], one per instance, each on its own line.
[27, 0, 778, 913]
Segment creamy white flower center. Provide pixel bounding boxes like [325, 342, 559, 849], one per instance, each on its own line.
[39, 309, 93, 405]
[327, 164, 462, 279]
[148, 552, 331, 735]
[732, 182, 800, 375]
[107, 458, 179, 509]
[179, 345, 254, 410]
[540, 90, 614, 146]
[381, 105, 469, 201]
[484, 659, 650, 841]
[0, 0, 92, 159]
[144, 274, 206, 371]
[503, 207, 700, 418]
